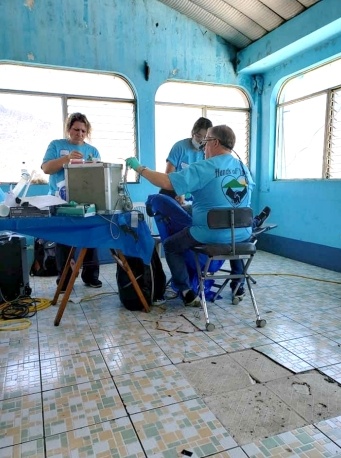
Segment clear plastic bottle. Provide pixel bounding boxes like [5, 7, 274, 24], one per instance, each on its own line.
[11, 171, 31, 198]
[0, 186, 5, 203]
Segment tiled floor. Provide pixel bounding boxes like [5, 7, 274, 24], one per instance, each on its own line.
[1, 251, 341, 457]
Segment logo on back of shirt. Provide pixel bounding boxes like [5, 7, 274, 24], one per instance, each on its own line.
[221, 175, 248, 207]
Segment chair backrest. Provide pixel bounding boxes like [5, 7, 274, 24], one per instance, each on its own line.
[207, 207, 253, 230]
[207, 207, 253, 252]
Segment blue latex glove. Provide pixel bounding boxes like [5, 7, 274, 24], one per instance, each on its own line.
[126, 157, 141, 171]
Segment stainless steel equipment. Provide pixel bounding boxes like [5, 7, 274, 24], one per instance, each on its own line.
[64, 162, 123, 214]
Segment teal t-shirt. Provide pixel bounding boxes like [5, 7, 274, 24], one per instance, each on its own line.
[42, 139, 101, 195]
[166, 138, 204, 171]
[169, 153, 255, 243]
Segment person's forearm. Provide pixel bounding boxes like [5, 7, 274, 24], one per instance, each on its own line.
[41, 156, 70, 175]
[137, 166, 174, 190]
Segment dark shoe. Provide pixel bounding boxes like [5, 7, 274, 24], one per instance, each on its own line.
[235, 286, 245, 298]
[231, 284, 245, 296]
[83, 279, 102, 288]
[231, 286, 245, 304]
[254, 206, 271, 228]
[182, 290, 201, 307]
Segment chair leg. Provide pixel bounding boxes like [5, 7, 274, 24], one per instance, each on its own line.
[231, 282, 244, 305]
[230, 259, 249, 304]
[194, 254, 215, 331]
[249, 274, 257, 285]
[245, 276, 266, 328]
[212, 274, 230, 302]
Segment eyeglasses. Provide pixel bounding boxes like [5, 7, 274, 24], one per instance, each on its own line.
[199, 137, 217, 150]
[201, 137, 218, 145]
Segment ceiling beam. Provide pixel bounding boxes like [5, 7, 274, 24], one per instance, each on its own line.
[237, 0, 341, 73]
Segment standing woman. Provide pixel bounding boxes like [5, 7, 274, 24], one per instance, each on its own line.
[41, 112, 102, 290]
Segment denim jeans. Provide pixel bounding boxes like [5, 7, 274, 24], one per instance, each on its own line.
[229, 260, 244, 290]
[163, 227, 200, 292]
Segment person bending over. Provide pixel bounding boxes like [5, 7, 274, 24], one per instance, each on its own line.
[160, 116, 213, 205]
[41, 112, 102, 290]
[127, 124, 254, 307]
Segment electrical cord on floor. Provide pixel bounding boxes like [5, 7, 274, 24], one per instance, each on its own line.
[249, 273, 341, 284]
[0, 296, 52, 330]
[0, 318, 32, 331]
[1, 296, 38, 320]
[79, 291, 119, 303]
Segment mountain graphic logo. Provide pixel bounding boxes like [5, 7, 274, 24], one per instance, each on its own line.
[221, 176, 248, 206]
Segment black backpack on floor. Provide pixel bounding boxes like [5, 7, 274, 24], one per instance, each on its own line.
[116, 247, 166, 311]
[30, 239, 58, 276]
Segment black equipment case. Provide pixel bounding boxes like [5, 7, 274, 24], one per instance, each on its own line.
[0, 233, 31, 302]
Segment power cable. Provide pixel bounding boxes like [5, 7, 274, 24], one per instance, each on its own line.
[0, 296, 52, 330]
[249, 273, 341, 284]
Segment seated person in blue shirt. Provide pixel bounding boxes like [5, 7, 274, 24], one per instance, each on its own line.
[126, 124, 254, 307]
[41, 112, 102, 290]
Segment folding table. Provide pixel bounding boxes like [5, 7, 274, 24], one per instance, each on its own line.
[0, 212, 155, 324]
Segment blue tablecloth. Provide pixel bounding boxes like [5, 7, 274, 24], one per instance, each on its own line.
[0, 212, 155, 264]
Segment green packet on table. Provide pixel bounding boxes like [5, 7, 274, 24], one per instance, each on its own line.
[55, 202, 96, 217]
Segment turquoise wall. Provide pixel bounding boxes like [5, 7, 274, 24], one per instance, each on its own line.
[256, 37, 341, 251]
[1, 0, 340, 269]
[0, 0, 238, 203]
[238, 0, 341, 268]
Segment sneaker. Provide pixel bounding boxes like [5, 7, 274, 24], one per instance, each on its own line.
[165, 288, 178, 300]
[254, 206, 271, 228]
[83, 279, 102, 288]
[235, 286, 245, 298]
[182, 290, 201, 307]
[152, 298, 166, 306]
[231, 284, 245, 296]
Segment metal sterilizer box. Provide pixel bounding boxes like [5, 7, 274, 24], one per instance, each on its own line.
[64, 162, 123, 214]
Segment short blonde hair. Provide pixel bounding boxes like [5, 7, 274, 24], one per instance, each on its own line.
[65, 112, 92, 138]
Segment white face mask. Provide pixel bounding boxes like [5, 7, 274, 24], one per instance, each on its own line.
[191, 138, 202, 150]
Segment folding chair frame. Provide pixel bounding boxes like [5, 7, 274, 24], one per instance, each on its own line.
[191, 207, 267, 331]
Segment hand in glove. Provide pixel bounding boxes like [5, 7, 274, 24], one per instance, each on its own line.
[125, 157, 141, 171]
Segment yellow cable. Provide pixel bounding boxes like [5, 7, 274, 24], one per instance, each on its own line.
[0, 319, 32, 331]
[0, 297, 52, 312]
[79, 291, 118, 302]
[250, 273, 341, 284]
[0, 297, 52, 331]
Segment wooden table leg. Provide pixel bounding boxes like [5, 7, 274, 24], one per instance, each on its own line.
[112, 249, 150, 313]
[54, 248, 87, 326]
[51, 247, 76, 305]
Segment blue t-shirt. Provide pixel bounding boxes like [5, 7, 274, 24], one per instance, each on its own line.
[167, 138, 204, 171]
[169, 154, 255, 244]
[42, 139, 101, 195]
